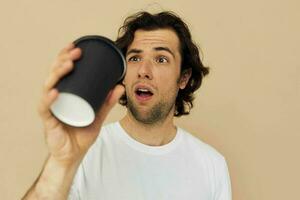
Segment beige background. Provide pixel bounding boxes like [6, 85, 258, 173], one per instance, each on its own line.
[0, 0, 299, 199]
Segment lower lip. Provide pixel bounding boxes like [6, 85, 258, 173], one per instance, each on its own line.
[135, 93, 153, 102]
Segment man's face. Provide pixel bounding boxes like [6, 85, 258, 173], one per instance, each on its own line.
[123, 29, 190, 124]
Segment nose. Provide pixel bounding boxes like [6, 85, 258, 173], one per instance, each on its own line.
[138, 59, 153, 80]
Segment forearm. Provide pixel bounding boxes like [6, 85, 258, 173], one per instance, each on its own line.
[22, 155, 80, 200]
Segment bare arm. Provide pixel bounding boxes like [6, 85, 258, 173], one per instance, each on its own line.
[22, 156, 80, 199]
[22, 43, 124, 200]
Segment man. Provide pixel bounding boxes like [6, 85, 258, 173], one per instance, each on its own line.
[23, 11, 231, 200]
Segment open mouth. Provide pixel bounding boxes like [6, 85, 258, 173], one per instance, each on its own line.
[135, 88, 153, 98]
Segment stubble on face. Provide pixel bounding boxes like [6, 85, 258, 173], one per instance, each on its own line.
[127, 96, 174, 125]
[126, 77, 181, 125]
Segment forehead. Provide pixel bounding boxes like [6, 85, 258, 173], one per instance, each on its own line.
[128, 29, 180, 52]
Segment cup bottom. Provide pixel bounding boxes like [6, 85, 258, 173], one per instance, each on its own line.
[50, 92, 95, 127]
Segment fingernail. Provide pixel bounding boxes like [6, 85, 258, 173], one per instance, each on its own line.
[48, 89, 56, 97]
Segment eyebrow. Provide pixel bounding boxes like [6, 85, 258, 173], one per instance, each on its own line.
[126, 47, 176, 59]
[126, 49, 142, 56]
[154, 47, 175, 59]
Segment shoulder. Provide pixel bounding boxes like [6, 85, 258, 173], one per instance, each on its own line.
[178, 128, 231, 190]
[178, 127, 226, 164]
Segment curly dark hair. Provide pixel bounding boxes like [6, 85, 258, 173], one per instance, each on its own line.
[115, 11, 209, 117]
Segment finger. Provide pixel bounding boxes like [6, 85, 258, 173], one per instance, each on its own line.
[53, 47, 82, 70]
[69, 47, 82, 60]
[38, 88, 59, 122]
[44, 60, 74, 92]
[45, 47, 82, 91]
[58, 47, 82, 62]
[38, 91, 62, 130]
[58, 43, 75, 56]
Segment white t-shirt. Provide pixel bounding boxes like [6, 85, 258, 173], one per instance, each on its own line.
[68, 122, 231, 200]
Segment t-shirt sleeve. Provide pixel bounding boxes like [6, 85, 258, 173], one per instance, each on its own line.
[67, 164, 83, 200]
[214, 157, 232, 200]
[67, 183, 79, 200]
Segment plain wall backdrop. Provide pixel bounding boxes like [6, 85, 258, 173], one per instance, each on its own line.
[0, 0, 299, 199]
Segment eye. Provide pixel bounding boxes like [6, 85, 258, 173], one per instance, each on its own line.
[156, 56, 169, 63]
[128, 56, 141, 62]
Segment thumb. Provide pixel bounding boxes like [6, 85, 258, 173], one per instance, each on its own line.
[93, 84, 125, 125]
[105, 84, 125, 108]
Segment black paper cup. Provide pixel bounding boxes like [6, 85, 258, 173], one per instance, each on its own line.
[50, 35, 126, 127]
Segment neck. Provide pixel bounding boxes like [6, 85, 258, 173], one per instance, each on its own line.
[119, 110, 177, 146]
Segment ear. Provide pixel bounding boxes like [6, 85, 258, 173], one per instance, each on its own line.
[179, 68, 192, 89]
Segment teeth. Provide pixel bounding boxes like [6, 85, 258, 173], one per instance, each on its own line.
[138, 88, 150, 92]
